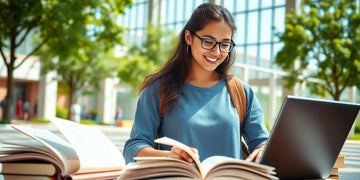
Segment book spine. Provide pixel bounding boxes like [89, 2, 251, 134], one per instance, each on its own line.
[0, 174, 56, 180]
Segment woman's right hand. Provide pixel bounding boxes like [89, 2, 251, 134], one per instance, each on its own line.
[167, 146, 199, 163]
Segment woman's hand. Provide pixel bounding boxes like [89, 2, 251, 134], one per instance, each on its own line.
[168, 146, 199, 163]
[245, 144, 265, 163]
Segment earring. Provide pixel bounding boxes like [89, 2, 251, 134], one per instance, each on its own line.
[224, 55, 229, 62]
[186, 44, 191, 55]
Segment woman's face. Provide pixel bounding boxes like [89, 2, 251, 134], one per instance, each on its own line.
[185, 21, 233, 73]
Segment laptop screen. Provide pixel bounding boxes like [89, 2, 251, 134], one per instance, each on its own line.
[259, 96, 360, 179]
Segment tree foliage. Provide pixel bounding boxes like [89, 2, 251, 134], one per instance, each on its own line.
[116, 22, 177, 92]
[275, 0, 360, 100]
[0, 0, 131, 123]
[39, 45, 119, 119]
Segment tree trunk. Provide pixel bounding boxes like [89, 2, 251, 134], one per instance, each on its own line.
[68, 95, 73, 121]
[67, 81, 76, 121]
[2, 29, 18, 124]
[333, 90, 341, 101]
[3, 57, 15, 123]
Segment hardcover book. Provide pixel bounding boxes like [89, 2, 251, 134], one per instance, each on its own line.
[118, 137, 278, 180]
[0, 118, 125, 180]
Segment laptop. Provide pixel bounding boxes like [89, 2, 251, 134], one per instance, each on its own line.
[259, 95, 360, 179]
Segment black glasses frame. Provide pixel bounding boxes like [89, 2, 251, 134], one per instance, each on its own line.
[190, 31, 235, 53]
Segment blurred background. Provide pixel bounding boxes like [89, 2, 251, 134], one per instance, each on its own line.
[0, 0, 359, 137]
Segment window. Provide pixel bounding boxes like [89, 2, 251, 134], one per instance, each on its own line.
[120, 0, 286, 70]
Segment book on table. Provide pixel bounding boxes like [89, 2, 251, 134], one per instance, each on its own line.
[118, 137, 278, 180]
[0, 118, 125, 180]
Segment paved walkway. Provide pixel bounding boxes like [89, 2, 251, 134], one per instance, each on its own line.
[0, 123, 359, 179]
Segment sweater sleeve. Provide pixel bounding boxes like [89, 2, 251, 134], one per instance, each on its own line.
[241, 82, 269, 153]
[122, 82, 162, 163]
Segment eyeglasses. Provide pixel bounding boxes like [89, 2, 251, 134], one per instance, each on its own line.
[190, 31, 235, 53]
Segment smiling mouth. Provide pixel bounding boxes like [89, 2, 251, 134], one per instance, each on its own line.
[204, 56, 218, 63]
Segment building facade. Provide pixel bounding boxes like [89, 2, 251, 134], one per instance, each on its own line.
[117, 0, 360, 127]
[1, 0, 359, 126]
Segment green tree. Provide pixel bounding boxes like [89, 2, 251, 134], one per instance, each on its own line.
[117, 22, 177, 91]
[39, 45, 118, 119]
[0, 0, 131, 123]
[275, 0, 360, 100]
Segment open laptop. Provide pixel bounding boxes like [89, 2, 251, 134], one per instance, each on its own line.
[259, 96, 360, 179]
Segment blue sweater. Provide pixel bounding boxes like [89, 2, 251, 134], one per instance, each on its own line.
[123, 77, 269, 163]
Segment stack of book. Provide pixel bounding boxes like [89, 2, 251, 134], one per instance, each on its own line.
[118, 137, 278, 180]
[1, 119, 278, 180]
[0, 118, 125, 180]
[329, 155, 347, 179]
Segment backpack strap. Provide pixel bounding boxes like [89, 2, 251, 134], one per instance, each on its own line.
[159, 92, 167, 119]
[226, 77, 250, 159]
[226, 77, 246, 124]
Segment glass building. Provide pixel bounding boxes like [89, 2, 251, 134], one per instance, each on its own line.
[119, 0, 286, 68]
[0, 0, 358, 126]
[115, 0, 359, 127]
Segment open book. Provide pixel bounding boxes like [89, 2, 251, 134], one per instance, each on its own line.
[0, 118, 125, 180]
[118, 137, 278, 180]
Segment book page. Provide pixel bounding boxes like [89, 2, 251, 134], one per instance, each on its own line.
[200, 156, 277, 179]
[201, 156, 275, 174]
[51, 118, 125, 173]
[11, 125, 80, 176]
[66, 169, 123, 180]
[1, 141, 56, 156]
[154, 137, 203, 176]
[119, 157, 200, 179]
[154, 137, 278, 180]
[0, 153, 61, 169]
[134, 157, 200, 177]
[0, 142, 61, 169]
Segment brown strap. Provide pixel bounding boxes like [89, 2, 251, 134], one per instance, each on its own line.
[226, 77, 246, 124]
[226, 77, 250, 158]
[159, 93, 166, 119]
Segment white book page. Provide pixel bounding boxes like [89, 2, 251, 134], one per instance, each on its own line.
[120, 157, 200, 180]
[0, 153, 61, 168]
[51, 118, 125, 173]
[133, 157, 200, 177]
[0, 141, 47, 153]
[201, 155, 275, 173]
[200, 156, 276, 179]
[10, 125, 80, 176]
[0, 141, 57, 159]
[154, 137, 203, 176]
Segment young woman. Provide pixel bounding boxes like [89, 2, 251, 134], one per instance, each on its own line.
[123, 3, 269, 164]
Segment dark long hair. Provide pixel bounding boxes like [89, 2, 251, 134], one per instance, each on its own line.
[140, 3, 237, 113]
